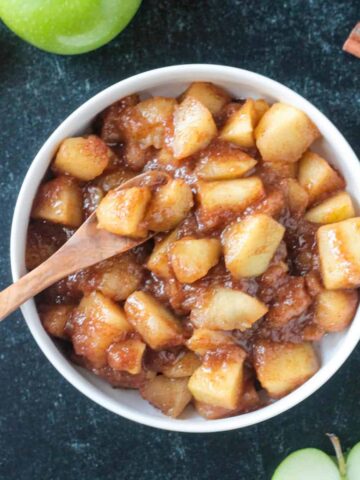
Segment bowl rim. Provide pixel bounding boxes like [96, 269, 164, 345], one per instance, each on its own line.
[10, 64, 360, 433]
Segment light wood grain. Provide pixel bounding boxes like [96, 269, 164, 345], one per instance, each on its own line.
[0, 170, 168, 321]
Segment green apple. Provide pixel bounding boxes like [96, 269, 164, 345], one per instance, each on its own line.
[0, 0, 142, 55]
[272, 448, 341, 480]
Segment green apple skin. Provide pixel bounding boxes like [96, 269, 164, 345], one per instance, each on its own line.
[0, 0, 142, 55]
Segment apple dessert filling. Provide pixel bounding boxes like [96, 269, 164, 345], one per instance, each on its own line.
[27, 82, 359, 419]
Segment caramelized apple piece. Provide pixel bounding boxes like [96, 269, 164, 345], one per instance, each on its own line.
[125, 291, 183, 350]
[298, 151, 345, 205]
[195, 148, 257, 181]
[86, 253, 143, 301]
[279, 178, 309, 216]
[197, 177, 265, 219]
[140, 376, 192, 417]
[188, 346, 246, 409]
[314, 289, 358, 332]
[172, 96, 217, 160]
[220, 99, 257, 148]
[255, 103, 320, 163]
[146, 229, 179, 279]
[107, 339, 146, 374]
[179, 82, 231, 115]
[223, 214, 285, 278]
[305, 191, 355, 224]
[170, 237, 221, 283]
[31, 176, 83, 227]
[254, 340, 319, 398]
[145, 179, 193, 232]
[186, 328, 236, 355]
[39, 304, 74, 339]
[53, 135, 110, 181]
[70, 291, 133, 367]
[160, 351, 201, 378]
[191, 287, 268, 331]
[96, 186, 151, 237]
[317, 218, 360, 289]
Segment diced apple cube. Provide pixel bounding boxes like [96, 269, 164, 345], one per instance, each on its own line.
[87, 253, 143, 301]
[220, 99, 257, 147]
[197, 177, 265, 217]
[96, 186, 151, 237]
[223, 214, 285, 278]
[134, 97, 177, 149]
[195, 148, 257, 181]
[39, 304, 74, 339]
[160, 351, 201, 378]
[191, 287, 268, 331]
[253, 98, 270, 124]
[140, 376, 192, 417]
[145, 179, 193, 232]
[298, 151, 345, 205]
[146, 229, 179, 279]
[305, 192, 355, 224]
[179, 82, 231, 115]
[188, 346, 246, 409]
[255, 103, 320, 163]
[317, 218, 360, 289]
[314, 289, 358, 332]
[254, 340, 319, 398]
[53, 135, 111, 181]
[125, 291, 184, 350]
[172, 96, 217, 160]
[186, 328, 236, 355]
[170, 237, 221, 283]
[107, 339, 146, 374]
[31, 176, 83, 227]
[70, 291, 132, 367]
[279, 178, 309, 216]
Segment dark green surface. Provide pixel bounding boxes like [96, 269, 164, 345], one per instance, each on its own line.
[0, 1, 359, 479]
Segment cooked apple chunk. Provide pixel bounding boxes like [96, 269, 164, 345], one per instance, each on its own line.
[86, 253, 143, 301]
[170, 237, 221, 283]
[223, 214, 285, 278]
[191, 287, 268, 331]
[279, 178, 309, 216]
[188, 346, 246, 409]
[180, 82, 231, 115]
[140, 376, 192, 417]
[195, 148, 257, 181]
[145, 179, 193, 232]
[107, 339, 146, 374]
[197, 177, 265, 218]
[305, 192, 355, 224]
[255, 103, 320, 163]
[172, 96, 217, 160]
[253, 98, 270, 124]
[298, 152, 345, 205]
[125, 291, 183, 350]
[53, 135, 111, 181]
[314, 289, 358, 332]
[160, 351, 201, 378]
[70, 291, 132, 367]
[96, 186, 151, 237]
[31, 176, 83, 227]
[146, 229, 179, 279]
[186, 328, 236, 355]
[39, 304, 74, 339]
[317, 218, 360, 289]
[254, 340, 319, 398]
[219, 99, 257, 148]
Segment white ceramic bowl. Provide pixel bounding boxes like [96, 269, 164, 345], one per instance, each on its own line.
[11, 64, 360, 433]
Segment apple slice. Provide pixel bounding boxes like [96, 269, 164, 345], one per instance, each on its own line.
[347, 442, 360, 480]
[272, 449, 341, 480]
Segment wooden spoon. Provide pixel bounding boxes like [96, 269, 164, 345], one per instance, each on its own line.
[0, 170, 168, 321]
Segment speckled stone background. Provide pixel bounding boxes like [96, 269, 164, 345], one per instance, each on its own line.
[0, 1, 359, 479]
